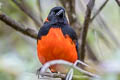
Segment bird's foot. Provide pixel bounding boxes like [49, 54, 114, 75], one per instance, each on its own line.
[36, 67, 42, 79]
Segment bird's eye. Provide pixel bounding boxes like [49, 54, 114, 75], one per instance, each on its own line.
[54, 9, 63, 14]
[54, 10, 60, 13]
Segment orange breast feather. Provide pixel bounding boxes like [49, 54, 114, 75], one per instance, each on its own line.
[37, 28, 78, 65]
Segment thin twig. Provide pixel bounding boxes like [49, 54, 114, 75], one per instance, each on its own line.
[74, 60, 90, 68]
[91, 0, 109, 22]
[39, 72, 90, 80]
[77, 0, 99, 63]
[115, 0, 120, 7]
[12, 0, 42, 27]
[0, 12, 38, 39]
[40, 72, 66, 79]
[80, 0, 95, 62]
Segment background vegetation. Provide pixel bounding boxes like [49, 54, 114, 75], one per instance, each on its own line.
[0, 0, 120, 80]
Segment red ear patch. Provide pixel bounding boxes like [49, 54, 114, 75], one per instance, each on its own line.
[45, 18, 49, 22]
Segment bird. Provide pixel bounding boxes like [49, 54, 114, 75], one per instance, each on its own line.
[37, 6, 80, 73]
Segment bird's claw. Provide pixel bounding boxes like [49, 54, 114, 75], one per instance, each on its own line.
[36, 67, 42, 79]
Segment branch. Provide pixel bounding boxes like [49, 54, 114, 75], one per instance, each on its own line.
[12, 0, 42, 27]
[39, 72, 65, 79]
[80, 0, 95, 62]
[39, 72, 90, 80]
[40, 60, 99, 78]
[115, 0, 120, 7]
[91, 0, 109, 22]
[0, 12, 38, 39]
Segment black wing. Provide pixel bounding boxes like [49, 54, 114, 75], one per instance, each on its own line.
[37, 23, 50, 40]
[61, 25, 80, 60]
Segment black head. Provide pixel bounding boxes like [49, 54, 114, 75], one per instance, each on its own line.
[46, 7, 68, 25]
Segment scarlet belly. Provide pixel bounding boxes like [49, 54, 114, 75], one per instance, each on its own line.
[37, 28, 77, 72]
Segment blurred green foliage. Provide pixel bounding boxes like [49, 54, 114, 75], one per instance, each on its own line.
[0, 0, 120, 80]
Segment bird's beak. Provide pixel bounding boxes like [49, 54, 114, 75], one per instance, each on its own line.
[55, 9, 64, 17]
